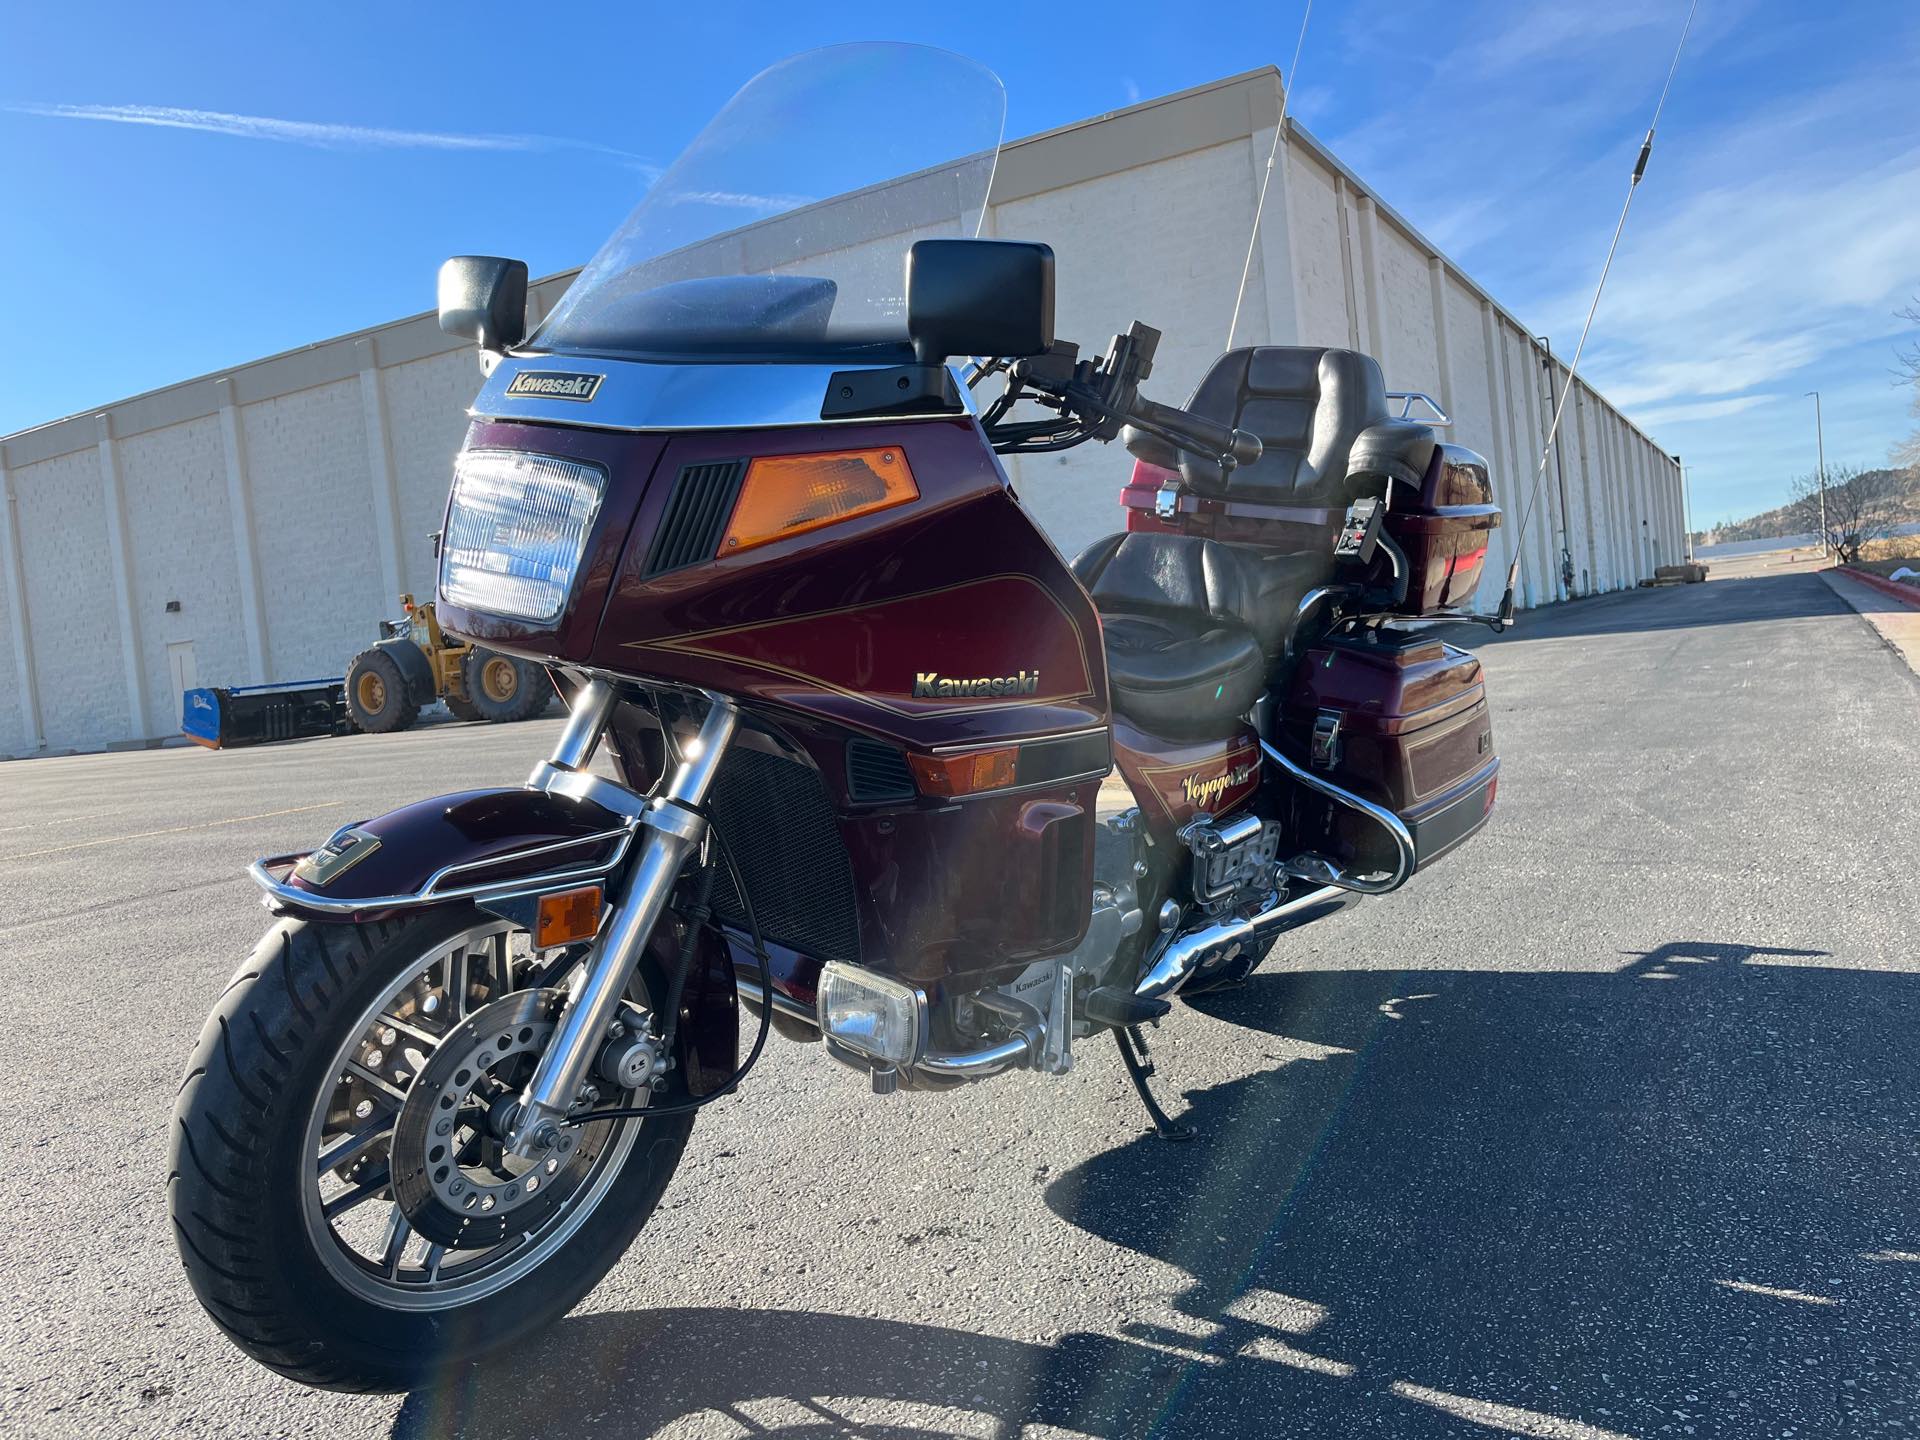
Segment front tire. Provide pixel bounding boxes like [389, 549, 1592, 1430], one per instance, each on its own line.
[168, 908, 693, 1391]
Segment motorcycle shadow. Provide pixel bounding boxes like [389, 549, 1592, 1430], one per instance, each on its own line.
[392, 941, 1920, 1438]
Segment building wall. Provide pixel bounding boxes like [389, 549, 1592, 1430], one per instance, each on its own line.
[0, 68, 1682, 756]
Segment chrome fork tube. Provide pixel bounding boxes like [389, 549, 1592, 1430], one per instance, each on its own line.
[507, 692, 739, 1153]
[543, 678, 617, 776]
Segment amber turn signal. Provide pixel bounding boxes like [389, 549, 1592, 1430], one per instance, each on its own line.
[908, 746, 1019, 798]
[719, 448, 917, 554]
[535, 885, 603, 947]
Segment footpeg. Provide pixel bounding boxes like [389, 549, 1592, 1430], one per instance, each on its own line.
[1084, 986, 1171, 1029]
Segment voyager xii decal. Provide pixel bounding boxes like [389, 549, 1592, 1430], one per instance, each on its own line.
[1182, 758, 1257, 809]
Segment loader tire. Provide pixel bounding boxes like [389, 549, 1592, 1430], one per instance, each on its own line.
[344, 648, 419, 734]
[462, 650, 552, 724]
[443, 692, 484, 723]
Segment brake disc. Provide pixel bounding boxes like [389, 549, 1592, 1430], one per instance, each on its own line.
[389, 988, 620, 1248]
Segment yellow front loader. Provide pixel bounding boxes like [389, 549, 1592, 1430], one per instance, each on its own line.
[343, 594, 553, 733]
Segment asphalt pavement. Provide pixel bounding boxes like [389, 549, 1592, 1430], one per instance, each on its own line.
[1, 568, 1916, 1439]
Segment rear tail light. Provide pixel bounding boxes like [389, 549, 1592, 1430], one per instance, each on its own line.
[719, 448, 916, 554]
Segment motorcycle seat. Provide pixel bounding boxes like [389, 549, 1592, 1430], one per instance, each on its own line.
[1072, 532, 1328, 739]
[1124, 346, 1434, 507]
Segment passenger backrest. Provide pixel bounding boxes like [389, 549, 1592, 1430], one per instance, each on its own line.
[1176, 347, 1393, 503]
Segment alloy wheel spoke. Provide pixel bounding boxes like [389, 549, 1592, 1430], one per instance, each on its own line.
[378, 1208, 412, 1279]
[322, 1168, 391, 1221]
[491, 932, 513, 998]
[343, 1059, 407, 1107]
[378, 1011, 442, 1050]
[424, 1243, 447, 1282]
[446, 945, 469, 1020]
[316, 1112, 397, 1177]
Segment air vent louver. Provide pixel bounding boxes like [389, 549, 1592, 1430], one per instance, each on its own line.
[845, 738, 917, 803]
[643, 460, 747, 576]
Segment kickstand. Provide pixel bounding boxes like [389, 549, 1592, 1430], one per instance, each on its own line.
[1115, 1026, 1195, 1142]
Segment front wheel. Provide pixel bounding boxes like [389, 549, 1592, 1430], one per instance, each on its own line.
[168, 908, 693, 1392]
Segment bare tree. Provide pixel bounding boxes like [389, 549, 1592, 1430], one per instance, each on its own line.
[1784, 464, 1911, 564]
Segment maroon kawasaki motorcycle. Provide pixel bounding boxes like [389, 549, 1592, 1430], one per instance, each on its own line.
[171, 44, 1502, 1391]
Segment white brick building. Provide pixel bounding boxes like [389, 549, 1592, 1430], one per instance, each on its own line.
[0, 69, 1683, 757]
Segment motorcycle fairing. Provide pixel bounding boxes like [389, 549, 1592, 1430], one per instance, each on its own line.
[1113, 719, 1261, 834]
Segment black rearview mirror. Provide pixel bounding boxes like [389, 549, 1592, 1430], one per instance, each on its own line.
[437, 256, 529, 352]
[906, 239, 1054, 364]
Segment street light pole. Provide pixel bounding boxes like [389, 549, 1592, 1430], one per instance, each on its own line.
[1804, 390, 1828, 557]
[1674, 455, 1693, 561]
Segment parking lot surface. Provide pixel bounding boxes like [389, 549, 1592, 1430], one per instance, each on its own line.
[2, 569, 1916, 1439]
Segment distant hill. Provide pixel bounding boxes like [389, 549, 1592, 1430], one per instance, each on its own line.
[1692, 466, 1920, 546]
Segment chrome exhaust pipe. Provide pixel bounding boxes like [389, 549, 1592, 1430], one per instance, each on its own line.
[1134, 883, 1355, 1002]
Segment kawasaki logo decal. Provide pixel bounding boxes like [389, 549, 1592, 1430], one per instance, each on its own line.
[505, 370, 604, 402]
[913, 670, 1040, 699]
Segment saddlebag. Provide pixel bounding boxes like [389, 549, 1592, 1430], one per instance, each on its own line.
[1281, 628, 1498, 872]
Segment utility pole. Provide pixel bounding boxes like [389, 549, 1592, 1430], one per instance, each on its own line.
[1804, 390, 1829, 557]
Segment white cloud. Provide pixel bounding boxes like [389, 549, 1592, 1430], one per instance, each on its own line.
[1558, 147, 1920, 409]
[2, 100, 650, 167]
[1629, 393, 1775, 428]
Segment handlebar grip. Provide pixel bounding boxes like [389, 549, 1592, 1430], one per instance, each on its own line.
[1134, 397, 1263, 467]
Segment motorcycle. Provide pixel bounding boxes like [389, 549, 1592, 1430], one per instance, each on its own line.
[169, 43, 1502, 1392]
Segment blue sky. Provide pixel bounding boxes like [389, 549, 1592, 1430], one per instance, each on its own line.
[3, 2, 1915, 526]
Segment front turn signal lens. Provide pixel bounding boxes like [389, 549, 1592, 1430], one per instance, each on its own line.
[908, 746, 1019, 798]
[535, 885, 603, 947]
[719, 448, 917, 554]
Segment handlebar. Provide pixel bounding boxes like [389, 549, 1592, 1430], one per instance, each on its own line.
[1130, 397, 1264, 468]
[982, 321, 1263, 470]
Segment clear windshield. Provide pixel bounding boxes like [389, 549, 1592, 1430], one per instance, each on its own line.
[533, 44, 1005, 363]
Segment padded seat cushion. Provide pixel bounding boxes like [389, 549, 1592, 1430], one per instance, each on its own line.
[1073, 532, 1328, 739]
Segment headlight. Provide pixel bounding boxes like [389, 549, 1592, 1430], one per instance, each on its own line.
[816, 962, 927, 1066]
[439, 450, 605, 623]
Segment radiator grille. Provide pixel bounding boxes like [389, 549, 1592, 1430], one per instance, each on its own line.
[844, 738, 916, 803]
[643, 460, 746, 576]
[706, 747, 861, 964]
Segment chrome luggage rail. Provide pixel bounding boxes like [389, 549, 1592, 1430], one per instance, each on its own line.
[248, 825, 636, 916]
[1260, 737, 1417, 895]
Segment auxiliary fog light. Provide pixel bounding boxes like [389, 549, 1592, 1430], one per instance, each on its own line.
[816, 963, 928, 1067]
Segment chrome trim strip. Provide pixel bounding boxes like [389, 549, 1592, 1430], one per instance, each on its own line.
[248, 826, 636, 916]
[472, 354, 977, 434]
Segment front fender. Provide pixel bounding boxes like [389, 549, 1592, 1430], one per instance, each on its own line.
[253, 786, 631, 917]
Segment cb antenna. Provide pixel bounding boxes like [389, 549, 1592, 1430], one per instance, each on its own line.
[1495, 0, 1700, 626]
[1226, 1, 1314, 350]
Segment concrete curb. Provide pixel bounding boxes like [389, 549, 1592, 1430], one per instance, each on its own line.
[1841, 566, 1920, 608]
[1822, 569, 1920, 678]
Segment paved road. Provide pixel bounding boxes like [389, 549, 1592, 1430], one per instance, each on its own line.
[2, 570, 1916, 1440]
